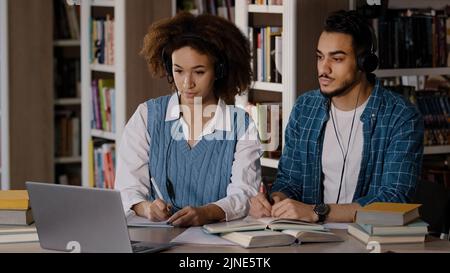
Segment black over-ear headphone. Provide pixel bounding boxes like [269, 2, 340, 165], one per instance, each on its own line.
[356, 21, 379, 73]
[161, 33, 226, 84]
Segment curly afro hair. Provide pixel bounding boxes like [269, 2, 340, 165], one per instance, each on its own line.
[140, 12, 252, 104]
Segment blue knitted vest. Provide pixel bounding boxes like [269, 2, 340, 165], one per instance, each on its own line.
[146, 95, 249, 212]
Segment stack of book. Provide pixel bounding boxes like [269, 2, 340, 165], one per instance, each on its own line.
[0, 190, 33, 225]
[348, 203, 428, 244]
[0, 191, 33, 226]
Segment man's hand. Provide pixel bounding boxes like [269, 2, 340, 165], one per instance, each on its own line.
[133, 200, 172, 222]
[249, 193, 272, 218]
[271, 199, 318, 223]
[168, 204, 225, 227]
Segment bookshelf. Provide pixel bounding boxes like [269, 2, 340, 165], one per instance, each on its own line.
[80, 0, 172, 188]
[353, 0, 450, 156]
[235, 0, 297, 169]
[174, 0, 236, 20]
[53, 0, 82, 186]
[0, 0, 9, 189]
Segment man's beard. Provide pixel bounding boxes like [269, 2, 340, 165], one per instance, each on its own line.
[319, 77, 358, 99]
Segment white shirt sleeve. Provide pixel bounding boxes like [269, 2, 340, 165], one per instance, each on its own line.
[213, 121, 262, 221]
[115, 103, 151, 213]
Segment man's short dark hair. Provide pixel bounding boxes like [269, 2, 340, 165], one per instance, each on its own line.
[324, 10, 376, 56]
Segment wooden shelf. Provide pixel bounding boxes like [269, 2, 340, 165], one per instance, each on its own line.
[261, 157, 279, 169]
[90, 64, 115, 73]
[375, 67, 450, 78]
[54, 98, 81, 106]
[424, 145, 450, 155]
[248, 4, 283, 14]
[55, 157, 82, 164]
[252, 81, 283, 93]
[91, 129, 116, 141]
[53, 39, 80, 47]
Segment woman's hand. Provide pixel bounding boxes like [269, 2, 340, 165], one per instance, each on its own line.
[168, 204, 225, 227]
[133, 200, 172, 222]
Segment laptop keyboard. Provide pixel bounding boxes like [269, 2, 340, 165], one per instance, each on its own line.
[132, 244, 155, 253]
[131, 242, 174, 253]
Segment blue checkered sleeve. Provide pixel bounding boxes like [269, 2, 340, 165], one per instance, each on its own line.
[355, 106, 424, 206]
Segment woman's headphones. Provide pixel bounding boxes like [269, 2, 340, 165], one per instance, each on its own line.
[161, 33, 226, 83]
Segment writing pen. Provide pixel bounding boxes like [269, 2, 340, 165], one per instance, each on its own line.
[150, 177, 172, 213]
[262, 180, 274, 205]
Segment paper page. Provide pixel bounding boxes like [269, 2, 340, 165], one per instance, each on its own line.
[126, 215, 173, 228]
[170, 227, 236, 246]
[323, 223, 351, 230]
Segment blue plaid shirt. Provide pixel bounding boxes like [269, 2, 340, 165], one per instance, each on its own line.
[271, 80, 424, 206]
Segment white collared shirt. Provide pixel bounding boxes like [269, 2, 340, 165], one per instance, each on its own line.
[115, 93, 262, 221]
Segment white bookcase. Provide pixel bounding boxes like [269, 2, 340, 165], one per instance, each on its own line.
[235, 0, 297, 169]
[80, 0, 172, 187]
[0, 0, 9, 190]
[81, 0, 125, 188]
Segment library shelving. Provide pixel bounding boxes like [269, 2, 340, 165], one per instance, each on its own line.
[80, 0, 172, 188]
[174, 0, 236, 20]
[53, 0, 82, 186]
[235, 0, 297, 169]
[0, 0, 9, 189]
[354, 0, 450, 156]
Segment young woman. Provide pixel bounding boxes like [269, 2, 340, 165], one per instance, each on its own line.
[115, 12, 261, 227]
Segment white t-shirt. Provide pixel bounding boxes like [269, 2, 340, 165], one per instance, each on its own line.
[322, 99, 368, 204]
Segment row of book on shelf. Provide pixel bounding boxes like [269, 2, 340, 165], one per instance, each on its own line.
[374, 6, 450, 69]
[178, 0, 236, 21]
[54, 0, 80, 40]
[55, 111, 81, 158]
[91, 79, 116, 133]
[89, 140, 116, 190]
[382, 75, 450, 147]
[248, 0, 283, 5]
[249, 26, 283, 84]
[90, 15, 115, 66]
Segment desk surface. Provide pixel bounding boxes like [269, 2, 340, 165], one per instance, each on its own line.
[1, 227, 450, 253]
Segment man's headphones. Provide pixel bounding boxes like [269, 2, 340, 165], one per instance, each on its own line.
[356, 22, 379, 73]
[161, 33, 226, 84]
[339, 12, 379, 73]
[356, 41, 379, 73]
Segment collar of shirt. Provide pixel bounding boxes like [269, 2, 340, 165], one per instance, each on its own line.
[318, 78, 383, 124]
[164, 93, 231, 139]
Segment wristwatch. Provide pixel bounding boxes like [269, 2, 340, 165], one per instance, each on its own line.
[313, 204, 330, 223]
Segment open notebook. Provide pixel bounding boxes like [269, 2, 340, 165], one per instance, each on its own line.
[203, 216, 326, 234]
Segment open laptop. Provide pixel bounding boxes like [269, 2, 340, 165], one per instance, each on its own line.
[26, 182, 175, 253]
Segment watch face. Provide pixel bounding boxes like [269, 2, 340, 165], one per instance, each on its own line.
[315, 204, 329, 215]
